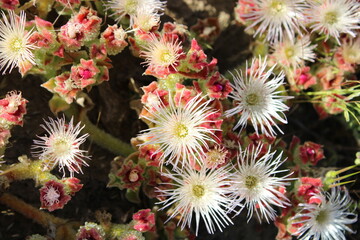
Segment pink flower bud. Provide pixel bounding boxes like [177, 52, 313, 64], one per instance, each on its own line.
[0, 91, 27, 127]
[70, 59, 99, 89]
[132, 209, 156, 232]
[39, 180, 71, 212]
[76, 222, 105, 240]
[101, 25, 128, 55]
[62, 177, 83, 195]
[299, 141, 324, 166]
[0, 0, 19, 10]
[297, 177, 323, 204]
[116, 161, 144, 191]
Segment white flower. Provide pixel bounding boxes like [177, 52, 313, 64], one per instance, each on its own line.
[140, 33, 183, 76]
[0, 10, 36, 74]
[307, 0, 360, 44]
[133, 7, 160, 31]
[271, 35, 316, 68]
[245, 0, 307, 43]
[292, 187, 358, 240]
[32, 117, 90, 177]
[105, 0, 166, 26]
[338, 36, 360, 65]
[157, 164, 234, 235]
[139, 94, 219, 167]
[229, 144, 293, 222]
[224, 57, 291, 137]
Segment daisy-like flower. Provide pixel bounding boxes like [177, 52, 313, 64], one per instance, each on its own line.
[271, 35, 316, 68]
[229, 144, 293, 222]
[307, 0, 360, 44]
[105, 0, 166, 26]
[141, 33, 184, 78]
[32, 117, 90, 177]
[0, 10, 36, 74]
[292, 187, 358, 240]
[224, 57, 291, 137]
[133, 7, 160, 31]
[157, 164, 234, 235]
[245, 0, 307, 43]
[139, 94, 219, 168]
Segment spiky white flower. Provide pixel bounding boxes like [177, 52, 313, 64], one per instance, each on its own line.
[245, 0, 307, 43]
[271, 35, 316, 68]
[32, 117, 90, 176]
[105, 0, 166, 26]
[133, 7, 160, 31]
[141, 33, 183, 76]
[229, 144, 293, 222]
[292, 187, 358, 240]
[307, 0, 360, 44]
[0, 11, 36, 74]
[157, 164, 234, 235]
[224, 57, 291, 137]
[139, 94, 219, 167]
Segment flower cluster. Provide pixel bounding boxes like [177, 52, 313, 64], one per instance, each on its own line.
[0, 0, 358, 239]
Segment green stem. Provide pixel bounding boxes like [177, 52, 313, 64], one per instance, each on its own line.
[81, 115, 135, 156]
[64, 104, 135, 157]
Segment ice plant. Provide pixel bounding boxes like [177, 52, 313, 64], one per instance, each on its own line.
[141, 33, 184, 78]
[105, 0, 166, 26]
[225, 57, 291, 137]
[229, 144, 293, 222]
[245, 0, 307, 43]
[0, 10, 36, 74]
[157, 164, 234, 235]
[139, 94, 220, 167]
[39, 180, 71, 211]
[32, 117, 90, 176]
[307, 0, 360, 44]
[292, 187, 358, 240]
[271, 35, 316, 68]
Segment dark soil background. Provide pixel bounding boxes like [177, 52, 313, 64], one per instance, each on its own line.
[1, 0, 359, 239]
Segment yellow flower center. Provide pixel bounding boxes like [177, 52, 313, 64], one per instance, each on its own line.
[315, 210, 329, 224]
[192, 184, 205, 198]
[270, 0, 285, 14]
[159, 49, 174, 64]
[206, 148, 226, 167]
[246, 93, 259, 106]
[285, 47, 295, 59]
[53, 138, 71, 157]
[9, 37, 23, 53]
[324, 11, 338, 25]
[124, 0, 138, 15]
[174, 122, 188, 138]
[245, 175, 258, 189]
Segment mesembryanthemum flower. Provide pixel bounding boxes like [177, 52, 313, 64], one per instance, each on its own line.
[245, 0, 307, 43]
[157, 164, 234, 235]
[292, 187, 358, 240]
[105, 0, 166, 26]
[0, 10, 36, 74]
[139, 94, 220, 168]
[271, 35, 316, 68]
[140, 33, 184, 78]
[224, 57, 291, 137]
[306, 0, 360, 44]
[32, 117, 90, 176]
[229, 144, 293, 222]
